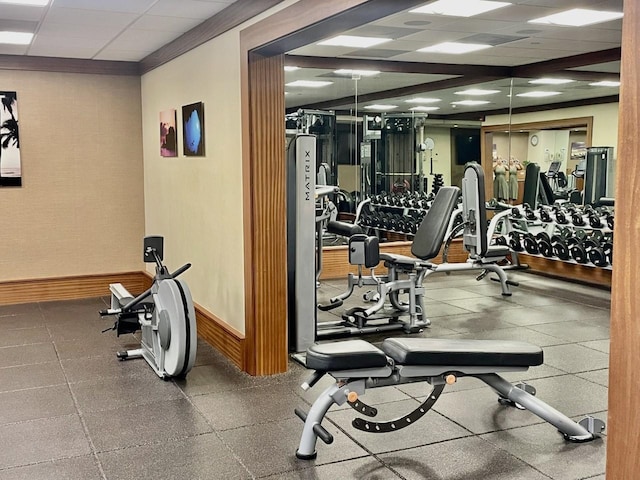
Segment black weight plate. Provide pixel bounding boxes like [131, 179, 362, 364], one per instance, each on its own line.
[553, 241, 570, 260]
[570, 244, 588, 263]
[538, 239, 553, 257]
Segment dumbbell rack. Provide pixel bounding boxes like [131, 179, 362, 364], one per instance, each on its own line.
[494, 204, 614, 272]
[358, 192, 433, 237]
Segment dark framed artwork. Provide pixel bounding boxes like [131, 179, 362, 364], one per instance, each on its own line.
[159, 109, 177, 157]
[0, 91, 21, 187]
[182, 102, 205, 156]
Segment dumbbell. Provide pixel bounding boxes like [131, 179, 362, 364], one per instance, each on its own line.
[587, 239, 611, 267]
[553, 207, 569, 225]
[539, 207, 552, 223]
[511, 207, 523, 219]
[536, 232, 553, 257]
[509, 231, 524, 252]
[523, 204, 537, 221]
[551, 230, 572, 260]
[571, 211, 586, 227]
[494, 236, 508, 246]
[522, 233, 539, 254]
[606, 213, 614, 230]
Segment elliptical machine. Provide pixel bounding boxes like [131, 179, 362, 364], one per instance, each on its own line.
[100, 236, 197, 379]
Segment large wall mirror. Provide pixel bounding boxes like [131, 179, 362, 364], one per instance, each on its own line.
[282, 0, 621, 249]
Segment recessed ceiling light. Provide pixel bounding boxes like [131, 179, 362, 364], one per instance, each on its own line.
[405, 97, 441, 104]
[451, 100, 491, 106]
[284, 66, 299, 72]
[455, 89, 500, 95]
[410, 0, 511, 17]
[529, 78, 574, 85]
[589, 80, 620, 87]
[318, 35, 391, 48]
[364, 104, 398, 111]
[516, 91, 562, 97]
[0, 0, 49, 5]
[410, 106, 440, 112]
[418, 42, 492, 54]
[0, 31, 33, 45]
[285, 80, 333, 88]
[529, 8, 623, 27]
[334, 69, 381, 77]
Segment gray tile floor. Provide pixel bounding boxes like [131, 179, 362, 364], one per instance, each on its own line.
[0, 272, 609, 479]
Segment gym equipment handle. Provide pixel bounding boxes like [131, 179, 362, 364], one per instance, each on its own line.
[301, 370, 326, 391]
[170, 263, 191, 279]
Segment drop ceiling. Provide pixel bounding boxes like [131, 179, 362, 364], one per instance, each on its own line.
[284, 0, 623, 117]
[0, 0, 240, 61]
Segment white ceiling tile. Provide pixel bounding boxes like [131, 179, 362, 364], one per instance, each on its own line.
[27, 43, 101, 58]
[131, 14, 202, 32]
[147, 0, 228, 19]
[94, 48, 152, 61]
[36, 21, 122, 39]
[0, 44, 28, 55]
[52, 0, 158, 14]
[43, 7, 138, 27]
[0, 4, 45, 21]
[108, 28, 182, 52]
[31, 33, 109, 50]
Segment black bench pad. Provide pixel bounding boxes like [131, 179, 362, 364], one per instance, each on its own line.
[306, 340, 388, 371]
[382, 338, 543, 367]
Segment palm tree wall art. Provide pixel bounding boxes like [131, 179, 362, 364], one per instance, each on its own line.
[0, 91, 21, 187]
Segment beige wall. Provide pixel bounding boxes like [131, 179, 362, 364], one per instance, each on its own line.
[140, 0, 298, 334]
[484, 103, 619, 149]
[0, 70, 144, 281]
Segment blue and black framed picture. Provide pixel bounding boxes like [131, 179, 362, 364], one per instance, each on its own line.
[182, 101, 205, 156]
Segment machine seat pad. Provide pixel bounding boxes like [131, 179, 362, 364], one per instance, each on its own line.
[380, 253, 425, 267]
[382, 338, 543, 367]
[306, 340, 388, 371]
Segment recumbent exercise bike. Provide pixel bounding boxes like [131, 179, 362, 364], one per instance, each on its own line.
[100, 236, 197, 379]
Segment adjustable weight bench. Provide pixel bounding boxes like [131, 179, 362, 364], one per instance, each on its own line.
[295, 338, 605, 459]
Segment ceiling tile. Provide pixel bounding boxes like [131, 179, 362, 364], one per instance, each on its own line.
[342, 48, 411, 59]
[0, 44, 29, 55]
[94, 48, 153, 61]
[147, 0, 228, 19]
[130, 14, 202, 32]
[107, 29, 182, 52]
[43, 7, 138, 27]
[0, 19, 38, 32]
[51, 0, 158, 14]
[0, 4, 45, 22]
[27, 43, 101, 58]
[31, 33, 109, 50]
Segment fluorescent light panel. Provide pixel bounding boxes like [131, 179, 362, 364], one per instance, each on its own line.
[334, 69, 380, 76]
[405, 97, 441, 104]
[410, 106, 440, 111]
[451, 100, 490, 105]
[529, 8, 623, 27]
[0, 0, 49, 5]
[418, 42, 491, 54]
[364, 104, 398, 111]
[410, 0, 511, 17]
[516, 91, 561, 98]
[590, 80, 620, 87]
[284, 66, 299, 72]
[318, 35, 391, 48]
[285, 80, 333, 88]
[0, 31, 33, 45]
[455, 89, 500, 95]
[529, 78, 574, 85]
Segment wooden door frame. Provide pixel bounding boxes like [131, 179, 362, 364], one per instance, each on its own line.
[239, 0, 427, 375]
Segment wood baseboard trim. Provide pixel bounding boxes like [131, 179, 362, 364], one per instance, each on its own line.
[0, 271, 150, 305]
[193, 303, 245, 370]
[0, 271, 246, 370]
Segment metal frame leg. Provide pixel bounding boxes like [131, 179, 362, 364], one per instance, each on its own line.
[482, 264, 511, 296]
[477, 373, 596, 441]
[296, 381, 363, 459]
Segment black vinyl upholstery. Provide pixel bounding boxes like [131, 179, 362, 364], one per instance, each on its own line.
[411, 186, 460, 260]
[327, 221, 363, 237]
[382, 338, 543, 367]
[306, 340, 388, 371]
[522, 163, 541, 208]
